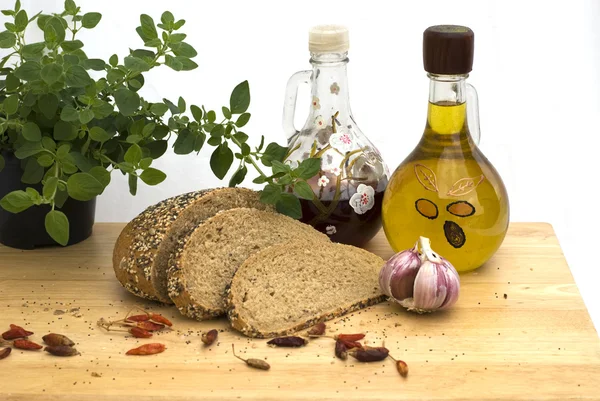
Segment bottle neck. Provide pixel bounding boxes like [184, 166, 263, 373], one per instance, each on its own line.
[309, 52, 352, 118]
[427, 74, 468, 135]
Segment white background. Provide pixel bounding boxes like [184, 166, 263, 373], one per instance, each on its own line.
[8, 0, 600, 332]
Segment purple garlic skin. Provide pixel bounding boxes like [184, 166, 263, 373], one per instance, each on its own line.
[380, 237, 460, 313]
[379, 243, 421, 300]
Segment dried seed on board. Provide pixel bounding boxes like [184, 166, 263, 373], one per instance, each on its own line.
[335, 340, 348, 360]
[201, 329, 218, 346]
[0, 347, 11, 360]
[232, 344, 270, 370]
[266, 336, 308, 348]
[2, 324, 34, 340]
[44, 345, 80, 357]
[42, 333, 75, 347]
[396, 360, 409, 377]
[349, 346, 389, 362]
[307, 322, 326, 336]
[129, 327, 153, 338]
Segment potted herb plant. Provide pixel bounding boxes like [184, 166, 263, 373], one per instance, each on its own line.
[0, 0, 322, 249]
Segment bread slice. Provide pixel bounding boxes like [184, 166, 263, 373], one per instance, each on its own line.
[113, 188, 269, 303]
[167, 208, 330, 320]
[226, 242, 387, 338]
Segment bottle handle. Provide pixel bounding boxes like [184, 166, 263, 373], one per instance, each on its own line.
[282, 70, 312, 143]
[466, 83, 481, 145]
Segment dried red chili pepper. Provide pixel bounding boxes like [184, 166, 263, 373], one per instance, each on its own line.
[2, 324, 33, 340]
[396, 360, 409, 377]
[232, 344, 270, 370]
[135, 321, 164, 332]
[42, 333, 75, 347]
[334, 333, 365, 342]
[0, 347, 11, 360]
[129, 327, 153, 338]
[307, 322, 326, 336]
[126, 343, 166, 356]
[44, 345, 80, 357]
[266, 336, 308, 348]
[349, 346, 389, 362]
[201, 329, 218, 346]
[14, 339, 43, 350]
[125, 314, 150, 322]
[335, 340, 348, 360]
[149, 313, 172, 327]
[338, 339, 363, 350]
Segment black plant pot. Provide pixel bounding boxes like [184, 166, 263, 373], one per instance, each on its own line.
[0, 152, 96, 249]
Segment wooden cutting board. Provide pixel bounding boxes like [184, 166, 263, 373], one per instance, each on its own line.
[0, 222, 599, 401]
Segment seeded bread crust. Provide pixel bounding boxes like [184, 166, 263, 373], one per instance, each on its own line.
[226, 242, 387, 338]
[113, 188, 267, 304]
[113, 191, 209, 303]
[167, 208, 329, 321]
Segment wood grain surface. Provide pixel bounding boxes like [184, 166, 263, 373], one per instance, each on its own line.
[0, 222, 599, 400]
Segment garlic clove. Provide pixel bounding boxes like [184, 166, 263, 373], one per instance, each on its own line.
[439, 258, 460, 309]
[378, 242, 420, 300]
[401, 260, 448, 313]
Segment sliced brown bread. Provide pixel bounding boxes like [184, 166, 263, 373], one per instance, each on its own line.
[112, 188, 270, 303]
[226, 242, 387, 338]
[167, 208, 330, 320]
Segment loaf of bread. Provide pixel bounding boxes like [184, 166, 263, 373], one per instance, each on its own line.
[112, 188, 269, 303]
[226, 242, 386, 338]
[167, 208, 330, 320]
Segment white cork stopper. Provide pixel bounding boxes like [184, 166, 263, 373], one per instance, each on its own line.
[309, 25, 349, 54]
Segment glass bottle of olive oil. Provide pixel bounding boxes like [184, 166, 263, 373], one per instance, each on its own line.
[382, 25, 509, 272]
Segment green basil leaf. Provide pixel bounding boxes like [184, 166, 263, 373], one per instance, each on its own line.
[175, 56, 197, 71]
[89, 166, 110, 187]
[14, 61, 41, 81]
[173, 19, 185, 29]
[92, 101, 113, 118]
[276, 193, 302, 219]
[260, 142, 288, 167]
[38, 93, 59, 119]
[169, 33, 186, 43]
[14, 141, 43, 159]
[0, 190, 33, 213]
[151, 125, 169, 140]
[206, 110, 216, 123]
[177, 96, 186, 113]
[43, 176, 59, 199]
[173, 129, 194, 154]
[109, 54, 118, 67]
[114, 88, 140, 116]
[78, 108, 94, 124]
[14, 9, 28, 32]
[124, 143, 142, 164]
[145, 140, 168, 159]
[67, 172, 103, 201]
[41, 136, 56, 152]
[81, 58, 105, 71]
[241, 143, 251, 156]
[21, 121, 41, 141]
[65, 65, 90, 87]
[210, 143, 233, 179]
[81, 12, 101, 29]
[89, 126, 110, 143]
[150, 103, 169, 116]
[252, 175, 266, 184]
[144, 38, 161, 48]
[259, 183, 281, 204]
[45, 210, 69, 246]
[0, 30, 16, 48]
[124, 56, 150, 72]
[235, 112, 251, 128]
[53, 120, 77, 140]
[60, 104, 79, 122]
[3, 94, 19, 115]
[44, 17, 66, 44]
[128, 173, 137, 195]
[6, 72, 20, 91]
[206, 136, 221, 146]
[21, 42, 46, 59]
[164, 54, 182, 71]
[142, 122, 155, 137]
[210, 124, 224, 137]
[26, 187, 42, 204]
[194, 132, 205, 152]
[37, 154, 54, 167]
[21, 157, 44, 184]
[56, 143, 71, 159]
[295, 157, 321, 179]
[222, 106, 232, 119]
[69, 151, 93, 172]
[161, 11, 174, 25]
[139, 157, 152, 170]
[162, 98, 179, 115]
[170, 42, 197, 58]
[293, 180, 315, 200]
[140, 167, 166, 185]
[61, 39, 83, 52]
[64, 0, 77, 14]
[229, 80, 250, 114]
[139, 14, 157, 39]
[126, 135, 141, 144]
[233, 132, 248, 143]
[271, 160, 290, 175]
[228, 165, 247, 187]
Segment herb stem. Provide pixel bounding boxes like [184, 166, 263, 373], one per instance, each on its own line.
[229, 127, 267, 178]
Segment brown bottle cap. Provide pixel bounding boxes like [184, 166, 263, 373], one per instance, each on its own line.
[423, 25, 474, 75]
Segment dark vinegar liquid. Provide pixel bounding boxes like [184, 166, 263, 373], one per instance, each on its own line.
[299, 191, 384, 247]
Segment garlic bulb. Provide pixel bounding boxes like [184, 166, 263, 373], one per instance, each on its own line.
[380, 236, 460, 313]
